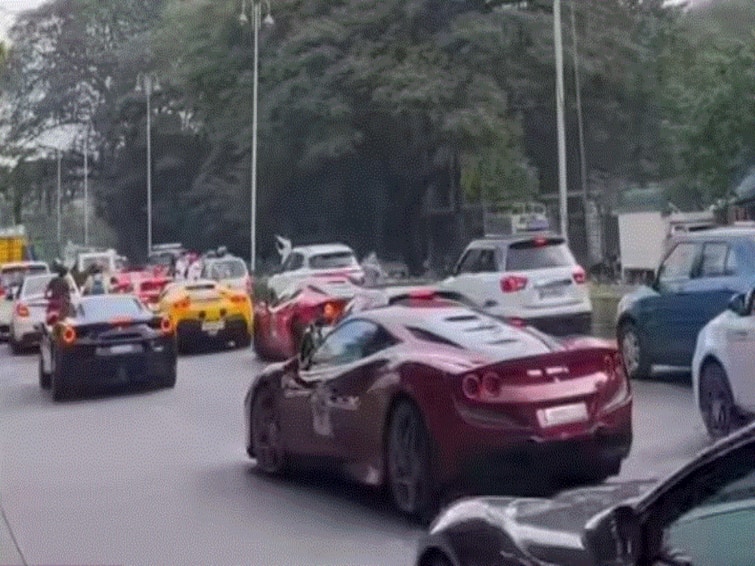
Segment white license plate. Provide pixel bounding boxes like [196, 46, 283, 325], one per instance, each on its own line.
[109, 343, 137, 354]
[202, 320, 225, 334]
[537, 402, 589, 427]
[538, 287, 566, 299]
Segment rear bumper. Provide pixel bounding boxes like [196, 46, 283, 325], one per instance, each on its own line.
[177, 315, 250, 341]
[525, 311, 592, 336]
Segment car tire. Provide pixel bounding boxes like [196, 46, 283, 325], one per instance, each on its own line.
[250, 387, 286, 475]
[699, 361, 737, 440]
[51, 366, 68, 402]
[386, 400, 436, 520]
[253, 323, 271, 361]
[39, 352, 51, 389]
[162, 362, 177, 389]
[177, 333, 191, 355]
[9, 334, 22, 355]
[236, 329, 252, 349]
[618, 321, 650, 380]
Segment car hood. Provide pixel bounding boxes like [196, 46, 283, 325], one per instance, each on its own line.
[430, 480, 654, 565]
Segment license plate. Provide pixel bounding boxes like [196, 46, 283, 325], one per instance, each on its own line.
[538, 287, 566, 300]
[537, 402, 588, 427]
[202, 320, 225, 334]
[109, 343, 137, 354]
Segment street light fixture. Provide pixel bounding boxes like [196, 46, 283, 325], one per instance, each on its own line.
[136, 73, 160, 257]
[239, 0, 274, 272]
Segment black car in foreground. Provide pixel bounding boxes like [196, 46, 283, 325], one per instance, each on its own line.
[39, 295, 177, 401]
[417, 422, 755, 566]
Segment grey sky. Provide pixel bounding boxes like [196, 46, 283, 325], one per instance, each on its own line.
[0, 0, 49, 41]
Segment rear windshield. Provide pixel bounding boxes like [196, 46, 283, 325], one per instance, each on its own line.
[1, 265, 48, 288]
[21, 275, 55, 297]
[308, 252, 357, 269]
[209, 259, 247, 279]
[80, 256, 112, 272]
[75, 297, 145, 320]
[505, 239, 575, 271]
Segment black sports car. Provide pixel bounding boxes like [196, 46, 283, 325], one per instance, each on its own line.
[39, 295, 177, 401]
[416, 421, 755, 566]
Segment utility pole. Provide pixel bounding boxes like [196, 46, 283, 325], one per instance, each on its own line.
[554, 0, 569, 243]
[569, 0, 589, 254]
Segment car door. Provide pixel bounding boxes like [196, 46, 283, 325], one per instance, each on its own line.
[643, 241, 702, 366]
[283, 319, 382, 458]
[643, 438, 755, 566]
[440, 248, 482, 305]
[724, 303, 755, 413]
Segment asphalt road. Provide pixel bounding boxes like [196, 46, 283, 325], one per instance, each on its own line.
[0, 346, 710, 566]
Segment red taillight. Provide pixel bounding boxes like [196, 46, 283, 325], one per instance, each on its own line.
[61, 325, 76, 345]
[408, 289, 436, 300]
[462, 373, 481, 400]
[573, 267, 586, 284]
[482, 372, 503, 397]
[533, 237, 548, 247]
[229, 294, 248, 305]
[506, 317, 526, 328]
[15, 303, 29, 318]
[500, 275, 528, 293]
[322, 301, 342, 323]
[160, 316, 173, 335]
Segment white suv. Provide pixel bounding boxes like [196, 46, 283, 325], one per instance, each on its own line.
[439, 234, 592, 335]
[266, 243, 364, 299]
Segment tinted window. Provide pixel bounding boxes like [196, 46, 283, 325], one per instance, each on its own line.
[476, 248, 499, 273]
[505, 239, 574, 271]
[308, 252, 356, 269]
[282, 252, 304, 272]
[75, 297, 145, 320]
[310, 319, 385, 367]
[699, 243, 728, 277]
[457, 249, 480, 274]
[726, 247, 739, 276]
[209, 259, 247, 279]
[658, 242, 698, 283]
[1, 265, 48, 288]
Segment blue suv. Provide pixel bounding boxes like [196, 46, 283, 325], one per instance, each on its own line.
[616, 226, 755, 379]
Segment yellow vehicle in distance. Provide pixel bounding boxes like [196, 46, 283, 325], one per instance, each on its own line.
[157, 279, 252, 353]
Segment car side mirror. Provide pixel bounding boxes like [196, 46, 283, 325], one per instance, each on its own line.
[298, 326, 321, 369]
[583, 505, 641, 566]
[728, 292, 750, 316]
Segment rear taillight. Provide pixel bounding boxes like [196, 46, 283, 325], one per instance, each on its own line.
[229, 294, 248, 305]
[482, 372, 503, 397]
[15, 303, 29, 318]
[500, 275, 528, 293]
[175, 297, 190, 309]
[573, 267, 586, 284]
[160, 316, 173, 335]
[462, 373, 481, 400]
[321, 301, 343, 324]
[462, 371, 506, 402]
[61, 325, 77, 345]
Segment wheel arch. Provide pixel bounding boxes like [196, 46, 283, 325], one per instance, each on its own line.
[697, 355, 732, 407]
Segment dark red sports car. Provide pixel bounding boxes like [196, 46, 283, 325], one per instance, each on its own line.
[253, 276, 361, 361]
[243, 296, 632, 518]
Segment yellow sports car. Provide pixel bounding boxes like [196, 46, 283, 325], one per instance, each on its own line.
[157, 279, 252, 353]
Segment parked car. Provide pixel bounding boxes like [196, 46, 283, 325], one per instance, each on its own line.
[244, 295, 631, 519]
[253, 276, 361, 361]
[266, 243, 365, 300]
[157, 279, 252, 353]
[616, 226, 755, 380]
[438, 234, 591, 335]
[692, 288, 755, 439]
[9, 272, 79, 354]
[416, 421, 755, 566]
[39, 295, 177, 401]
[0, 261, 49, 341]
[201, 254, 252, 295]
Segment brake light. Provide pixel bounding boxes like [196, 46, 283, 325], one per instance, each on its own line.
[61, 325, 77, 345]
[175, 297, 190, 309]
[533, 237, 548, 247]
[500, 275, 528, 293]
[482, 372, 503, 397]
[506, 317, 526, 328]
[322, 301, 342, 323]
[573, 267, 586, 284]
[462, 373, 481, 400]
[408, 289, 436, 300]
[229, 294, 248, 305]
[160, 316, 173, 335]
[15, 303, 29, 318]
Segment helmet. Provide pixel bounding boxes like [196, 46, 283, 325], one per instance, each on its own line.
[52, 258, 67, 276]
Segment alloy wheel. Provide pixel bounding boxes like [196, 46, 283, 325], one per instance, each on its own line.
[387, 402, 432, 516]
[251, 389, 285, 474]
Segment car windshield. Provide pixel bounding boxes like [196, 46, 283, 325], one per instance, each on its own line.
[309, 252, 357, 269]
[1, 265, 48, 288]
[20, 275, 55, 297]
[505, 239, 575, 271]
[80, 256, 111, 272]
[74, 296, 145, 320]
[209, 259, 246, 279]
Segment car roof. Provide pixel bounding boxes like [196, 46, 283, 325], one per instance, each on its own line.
[670, 226, 755, 241]
[291, 243, 355, 256]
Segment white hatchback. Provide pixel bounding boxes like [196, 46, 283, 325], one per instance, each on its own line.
[692, 289, 755, 439]
[201, 255, 252, 295]
[9, 273, 79, 354]
[438, 234, 592, 335]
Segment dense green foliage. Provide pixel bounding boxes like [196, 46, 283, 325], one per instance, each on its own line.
[1, 0, 753, 269]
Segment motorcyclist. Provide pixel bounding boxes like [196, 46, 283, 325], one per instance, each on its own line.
[45, 259, 72, 319]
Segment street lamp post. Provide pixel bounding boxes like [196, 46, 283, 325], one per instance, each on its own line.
[136, 73, 158, 257]
[240, 0, 273, 272]
[553, 0, 569, 243]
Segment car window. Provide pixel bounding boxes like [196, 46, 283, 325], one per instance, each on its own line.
[698, 243, 729, 278]
[505, 239, 575, 271]
[476, 248, 499, 273]
[725, 247, 739, 276]
[308, 252, 356, 270]
[658, 242, 698, 284]
[282, 252, 303, 272]
[456, 249, 480, 274]
[209, 259, 246, 279]
[655, 442, 755, 566]
[309, 319, 387, 367]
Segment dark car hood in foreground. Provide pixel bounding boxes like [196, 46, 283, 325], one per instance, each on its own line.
[428, 480, 655, 566]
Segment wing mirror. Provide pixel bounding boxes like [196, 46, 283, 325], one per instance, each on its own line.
[583, 505, 641, 566]
[298, 325, 322, 370]
[728, 292, 749, 316]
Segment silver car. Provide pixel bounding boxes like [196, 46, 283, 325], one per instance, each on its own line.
[0, 261, 50, 341]
[8, 273, 79, 354]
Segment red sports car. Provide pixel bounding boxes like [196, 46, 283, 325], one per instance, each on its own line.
[244, 296, 632, 518]
[253, 276, 361, 361]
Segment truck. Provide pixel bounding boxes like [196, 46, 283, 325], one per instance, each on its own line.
[0, 226, 33, 266]
[618, 210, 716, 283]
[483, 201, 550, 236]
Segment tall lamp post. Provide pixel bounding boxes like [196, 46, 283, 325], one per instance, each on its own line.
[136, 73, 159, 257]
[553, 0, 569, 243]
[240, 0, 274, 272]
